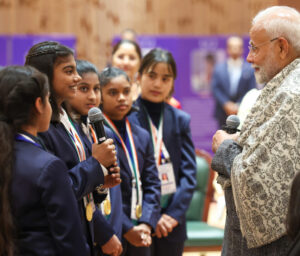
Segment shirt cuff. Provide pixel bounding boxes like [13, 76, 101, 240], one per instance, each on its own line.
[101, 164, 108, 176]
[94, 164, 109, 194]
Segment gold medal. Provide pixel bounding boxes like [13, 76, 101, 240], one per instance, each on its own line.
[136, 204, 142, 219]
[86, 202, 93, 221]
[103, 199, 111, 215]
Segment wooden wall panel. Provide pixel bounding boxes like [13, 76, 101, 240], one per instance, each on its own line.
[1, 0, 297, 69]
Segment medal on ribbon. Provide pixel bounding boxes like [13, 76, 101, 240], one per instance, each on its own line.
[86, 202, 93, 221]
[103, 198, 111, 215]
[103, 115, 143, 220]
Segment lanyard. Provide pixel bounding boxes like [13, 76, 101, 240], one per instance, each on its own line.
[87, 123, 111, 216]
[89, 124, 97, 144]
[60, 109, 86, 162]
[144, 108, 170, 166]
[60, 109, 97, 221]
[15, 133, 43, 149]
[103, 114, 141, 206]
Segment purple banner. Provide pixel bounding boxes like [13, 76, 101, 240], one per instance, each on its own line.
[1, 34, 76, 66]
[0, 36, 7, 67]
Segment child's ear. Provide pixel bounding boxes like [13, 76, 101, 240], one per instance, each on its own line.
[100, 91, 104, 105]
[136, 73, 141, 85]
[99, 90, 103, 105]
[34, 97, 44, 115]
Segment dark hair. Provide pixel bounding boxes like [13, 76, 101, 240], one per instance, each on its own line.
[99, 66, 130, 88]
[0, 66, 49, 256]
[112, 39, 142, 60]
[286, 172, 300, 239]
[25, 41, 74, 121]
[76, 59, 99, 77]
[138, 48, 177, 79]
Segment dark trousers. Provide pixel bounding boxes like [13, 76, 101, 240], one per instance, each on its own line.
[151, 236, 184, 256]
[121, 239, 151, 256]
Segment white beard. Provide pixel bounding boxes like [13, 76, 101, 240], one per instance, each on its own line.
[253, 53, 281, 84]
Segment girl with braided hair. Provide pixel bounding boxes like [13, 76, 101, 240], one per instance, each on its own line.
[0, 66, 88, 255]
[25, 41, 121, 255]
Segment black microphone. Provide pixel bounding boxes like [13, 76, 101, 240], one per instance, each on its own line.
[88, 107, 107, 144]
[88, 107, 116, 175]
[222, 115, 240, 134]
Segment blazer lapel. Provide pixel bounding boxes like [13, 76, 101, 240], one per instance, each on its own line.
[162, 104, 173, 151]
[136, 98, 150, 131]
[113, 133, 133, 178]
[236, 62, 248, 95]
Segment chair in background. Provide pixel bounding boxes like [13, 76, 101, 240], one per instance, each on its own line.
[184, 150, 224, 253]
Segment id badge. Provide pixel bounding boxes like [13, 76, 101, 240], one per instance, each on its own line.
[158, 162, 177, 195]
[130, 179, 143, 220]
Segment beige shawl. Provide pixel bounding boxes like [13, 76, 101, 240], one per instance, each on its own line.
[231, 58, 300, 248]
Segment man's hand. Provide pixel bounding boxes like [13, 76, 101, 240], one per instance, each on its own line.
[124, 224, 152, 247]
[212, 130, 239, 153]
[155, 214, 178, 238]
[101, 234, 123, 256]
[223, 101, 238, 116]
[92, 139, 117, 167]
[103, 165, 121, 189]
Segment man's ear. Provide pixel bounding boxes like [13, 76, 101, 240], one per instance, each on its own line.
[34, 97, 44, 115]
[278, 37, 289, 59]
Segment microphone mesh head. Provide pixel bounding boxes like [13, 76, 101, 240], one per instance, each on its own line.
[88, 107, 104, 123]
[226, 115, 240, 129]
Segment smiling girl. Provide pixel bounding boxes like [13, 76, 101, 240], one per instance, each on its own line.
[25, 41, 121, 255]
[68, 60, 123, 256]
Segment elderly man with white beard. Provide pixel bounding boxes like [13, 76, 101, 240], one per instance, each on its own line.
[211, 6, 300, 256]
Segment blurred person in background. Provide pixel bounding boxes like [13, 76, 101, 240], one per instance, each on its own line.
[121, 28, 137, 42]
[112, 40, 142, 101]
[211, 36, 256, 128]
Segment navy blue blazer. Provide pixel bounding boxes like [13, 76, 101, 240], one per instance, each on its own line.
[105, 121, 161, 233]
[79, 125, 124, 246]
[211, 61, 256, 126]
[129, 98, 197, 242]
[39, 121, 107, 254]
[12, 139, 89, 255]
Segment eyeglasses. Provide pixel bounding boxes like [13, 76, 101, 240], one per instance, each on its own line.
[248, 37, 279, 56]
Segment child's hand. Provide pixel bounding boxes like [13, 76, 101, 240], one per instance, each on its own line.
[155, 214, 178, 238]
[124, 224, 152, 247]
[101, 234, 123, 256]
[92, 138, 117, 167]
[103, 166, 121, 188]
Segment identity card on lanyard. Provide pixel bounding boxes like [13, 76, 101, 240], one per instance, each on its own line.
[146, 111, 177, 196]
[103, 114, 143, 220]
[60, 109, 96, 222]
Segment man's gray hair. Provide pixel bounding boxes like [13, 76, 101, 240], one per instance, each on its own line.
[252, 6, 300, 54]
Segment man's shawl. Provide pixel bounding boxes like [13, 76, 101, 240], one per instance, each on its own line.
[232, 58, 300, 248]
